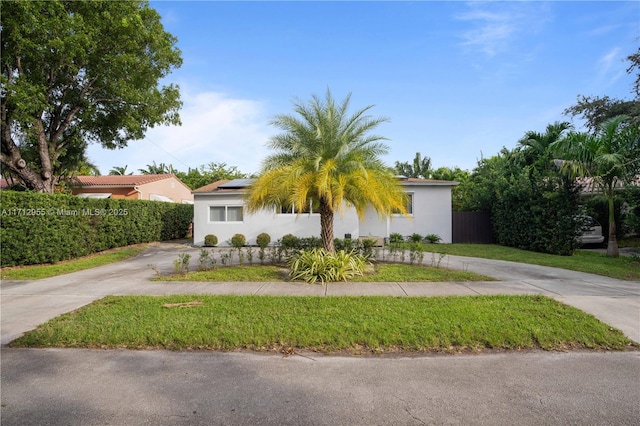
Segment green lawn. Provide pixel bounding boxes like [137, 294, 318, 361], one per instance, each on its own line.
[158, 263, 495, 282]
[10, 294, 634, 353]
[415, 244, 640, 281]
[0, 244, 149, 280]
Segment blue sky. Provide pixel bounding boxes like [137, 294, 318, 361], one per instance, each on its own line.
[87, 0, 639, 176]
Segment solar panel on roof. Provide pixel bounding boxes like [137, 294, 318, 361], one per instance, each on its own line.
[218, 179, 254, 188]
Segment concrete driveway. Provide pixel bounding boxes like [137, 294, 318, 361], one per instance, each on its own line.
[1, 242, 639, 425]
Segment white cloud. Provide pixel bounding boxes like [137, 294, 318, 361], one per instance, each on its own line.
[596, 47, 626, 88]
[88, 90, 273, 175]
[456, 2, 551, 57]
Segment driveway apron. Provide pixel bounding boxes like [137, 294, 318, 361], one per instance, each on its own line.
[2, 243, 639, 344]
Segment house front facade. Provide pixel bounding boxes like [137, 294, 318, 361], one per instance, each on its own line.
[192, 177, 458, 246]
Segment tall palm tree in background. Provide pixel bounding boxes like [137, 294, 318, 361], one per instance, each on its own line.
[518, 121, 573, 171]
[394, 152, 432, 179]
[108, 165, 133, 176]
[246, 90, 408, 253]
[138, 161, 176, 175]
[554, 115, 640, 257]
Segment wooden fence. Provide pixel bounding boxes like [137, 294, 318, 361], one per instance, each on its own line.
[452, 211, 495, 244]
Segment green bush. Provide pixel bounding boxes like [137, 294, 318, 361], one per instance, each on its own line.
[334, 237, 356, 251]
[204, 234, 218, 247]
[389, 233, 404, 244]
[230, 233, 246, 248]
[0, 191, 193, 266]
[409, 233, 423, 243]
[288, 248, 370, 284]
[256, 232, 271, 248]
[280, 234, 299, 249]
[424, 234, 442, 244]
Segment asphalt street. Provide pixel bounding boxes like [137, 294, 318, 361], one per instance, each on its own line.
[1, 242, 639, 425]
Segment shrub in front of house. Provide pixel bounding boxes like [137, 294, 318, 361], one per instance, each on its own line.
[334, 237, 357, 252]
[230, 233, 246, 248]
[424, 233, 442, 244]
[204, 234, 218, 247]
[288, 248, 370, 284]
[410, 233, 423, 243]
[389, 233, 404, 244]
[280, 234, 299, 249]
[256, 232, 271, 248]
[298, 236, 322, 250]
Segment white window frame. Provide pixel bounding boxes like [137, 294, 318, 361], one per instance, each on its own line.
[392, 192, 413, 216]
[277, 199, 319, 215]
[209, 205, 244, 223]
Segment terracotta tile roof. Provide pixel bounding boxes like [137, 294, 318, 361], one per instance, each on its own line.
[74, 174, 177, 187]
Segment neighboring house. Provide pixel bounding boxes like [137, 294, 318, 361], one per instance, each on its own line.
[192, 177, 458, 246]
[576, 176, 640, 197]
[71, 174, 194, 203]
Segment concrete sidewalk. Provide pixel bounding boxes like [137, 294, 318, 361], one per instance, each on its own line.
[2, 242, 639, 344]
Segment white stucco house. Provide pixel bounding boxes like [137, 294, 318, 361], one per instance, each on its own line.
[192, 177, 458, 246]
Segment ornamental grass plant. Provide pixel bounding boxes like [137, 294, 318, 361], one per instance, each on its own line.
[288, 248, 371, 283]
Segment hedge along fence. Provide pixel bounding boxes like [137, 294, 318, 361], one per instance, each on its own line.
[0, 191, 193, 267]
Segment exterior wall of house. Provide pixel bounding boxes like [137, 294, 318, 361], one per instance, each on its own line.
[193, 193, 359, 246]
[139, 178, 193, 203]
[359, 185, 454, 243]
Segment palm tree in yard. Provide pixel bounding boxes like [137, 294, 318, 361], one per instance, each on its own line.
[246, 90, 408, 253]
[554, 115, 640, 257]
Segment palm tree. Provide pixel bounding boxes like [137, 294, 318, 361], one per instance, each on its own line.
[518, 121, 572, 171]
[109, 165, 133, 176]
[554, 115, 640, 257]
[139, 161, 176, 175]
[394, 152, 432, 179]
[246, 90, 408, 253]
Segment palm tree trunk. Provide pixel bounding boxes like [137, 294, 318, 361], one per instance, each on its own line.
[319, 198, 335, 253]
[606, 195, 619, 257]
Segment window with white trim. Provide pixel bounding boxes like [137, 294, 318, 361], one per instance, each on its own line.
[209, 206, 243, 222]
[278, 199, 319, 214]
[393, 193, 413, 215]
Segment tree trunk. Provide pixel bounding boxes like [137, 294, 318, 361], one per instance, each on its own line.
[1, 115, 54, 193]
[319, 198, 335, 253]
[606, 196, 619, 257]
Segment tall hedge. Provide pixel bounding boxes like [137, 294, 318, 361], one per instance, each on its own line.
[0, 191, 193, 266]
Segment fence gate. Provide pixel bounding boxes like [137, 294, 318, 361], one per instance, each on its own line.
[452, 211, 495, 244]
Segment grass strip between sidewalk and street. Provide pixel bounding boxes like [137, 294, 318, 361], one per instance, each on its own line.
[10, 294, 635, 354]
[0, 244, 149, 280]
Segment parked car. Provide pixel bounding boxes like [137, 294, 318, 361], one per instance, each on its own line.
[578, 216, 605, 245]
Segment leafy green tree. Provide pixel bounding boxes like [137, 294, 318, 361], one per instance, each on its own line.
[1, 0, 182, 193]
[176, 162, 249, 190]
[430, 166, 470, 182]
[394, 152, 432, 179]
[564, 48, 640, 134]
[554, 115, 640, 257]
[246, 90, 407, 253]
[458, 120, 584, 256]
